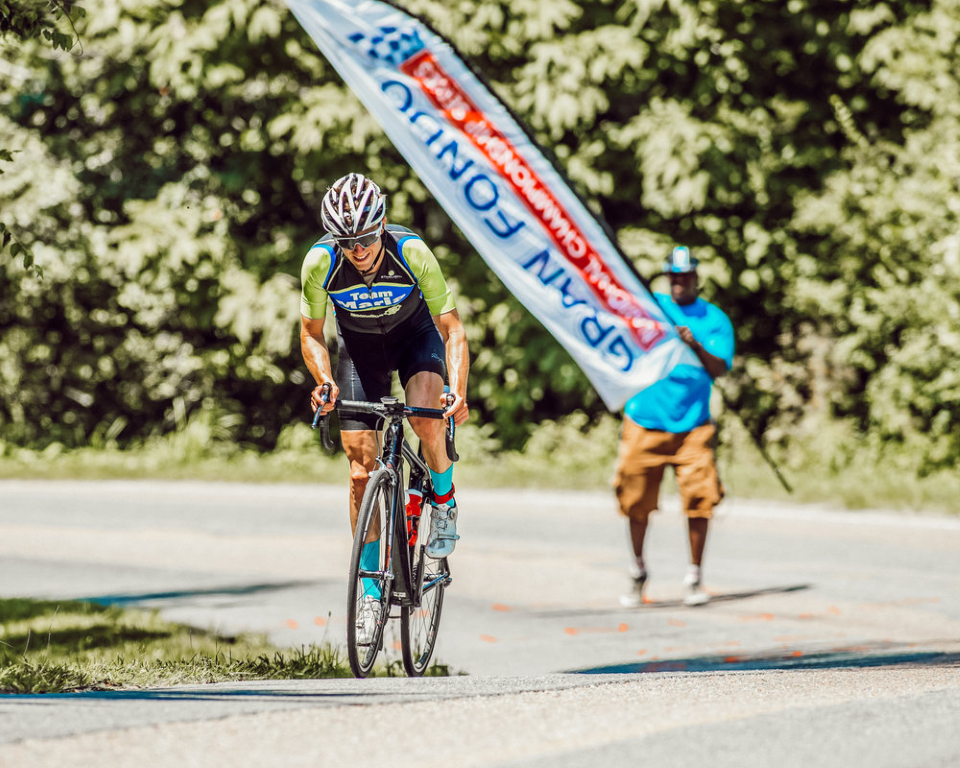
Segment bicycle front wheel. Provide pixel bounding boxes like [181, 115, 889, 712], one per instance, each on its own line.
[401, 543, 448, 676]
[346, 468, 396, 678]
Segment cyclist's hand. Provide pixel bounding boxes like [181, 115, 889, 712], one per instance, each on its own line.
[311, 382, 338, 416]
[442, 390, 469, 426]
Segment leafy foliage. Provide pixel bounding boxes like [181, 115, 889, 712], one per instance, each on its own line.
[0, 0, 957, 474]
[0, 0, 85, 273]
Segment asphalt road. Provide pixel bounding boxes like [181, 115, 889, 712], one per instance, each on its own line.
[0, 479, 958, 767]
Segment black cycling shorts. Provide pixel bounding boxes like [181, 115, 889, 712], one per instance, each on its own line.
[336, 314, 446, 431]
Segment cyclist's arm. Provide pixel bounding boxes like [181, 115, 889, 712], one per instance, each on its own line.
[434, 309, 470, 426]
[403, 238, 456, 315]
[300, 244, 338, 413]
[300, 315, 338, 415]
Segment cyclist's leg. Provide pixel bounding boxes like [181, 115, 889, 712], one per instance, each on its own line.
[398, 321, 449, 479]
[405, 371, 449, 472]
[337, 334, 393, 596]
[398, 323, 459, 557]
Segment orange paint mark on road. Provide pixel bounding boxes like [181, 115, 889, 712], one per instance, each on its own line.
[724, 656, 743, 663]
[637, 649, 647, 656]
[479, 634, 498, 643]
[642, 596, 654, 604]
[286, 619, 299, 630]
[723, 641, 741, 647]
[566, 625, 631, 636]
[739, 613, 774, 622]
[393, 641, 403, 651]
[314, 617, 327, 626]
[799, 613, 815, 620]
[827, 606, 841, 615]
[668, 619, 686, 627]
[491, 603, 512, 612]
[792, 650, 803, 657]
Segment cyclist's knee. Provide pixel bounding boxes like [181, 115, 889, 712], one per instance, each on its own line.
[342, 430, 378, 472]
[349, 460, 373, 484]
[409, 416, 443, 445]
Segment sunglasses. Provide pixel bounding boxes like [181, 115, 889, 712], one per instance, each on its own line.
[335, 229, 381, 250]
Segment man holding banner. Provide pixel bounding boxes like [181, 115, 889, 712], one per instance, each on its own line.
[614, 246, 735, 608]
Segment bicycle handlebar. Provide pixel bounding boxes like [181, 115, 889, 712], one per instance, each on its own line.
[310, 387, 459, 462]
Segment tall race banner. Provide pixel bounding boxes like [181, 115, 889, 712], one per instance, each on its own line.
[285, 0, 700, 410]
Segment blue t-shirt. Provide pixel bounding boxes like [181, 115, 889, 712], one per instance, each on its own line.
[624, 293, 735, 433]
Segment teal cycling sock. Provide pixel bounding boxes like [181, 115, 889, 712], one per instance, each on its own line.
[430, 465, 454, 504]
[360, 540, 381, 600]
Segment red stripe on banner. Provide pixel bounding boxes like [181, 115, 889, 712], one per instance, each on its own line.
[401, 51, 666, 351]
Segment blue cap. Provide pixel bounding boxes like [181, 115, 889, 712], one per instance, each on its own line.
[663, 245, 698, 274]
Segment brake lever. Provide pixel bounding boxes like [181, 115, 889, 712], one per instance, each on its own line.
[443, 387, 459, 463]
[311, 384, 336, 454]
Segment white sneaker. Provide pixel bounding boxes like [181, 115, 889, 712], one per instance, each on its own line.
[426, 502, 459, 559]
[356, 595, 381, 645]
[683, 570, 710, 606]
[619, 570, 648, 608]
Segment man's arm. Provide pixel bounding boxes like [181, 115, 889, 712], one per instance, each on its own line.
[434, 309, 470, 426]
[676, 326, 728, 379]
[300, 314, 339, 415]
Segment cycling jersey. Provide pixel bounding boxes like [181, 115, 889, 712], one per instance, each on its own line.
[300, 225, 456, 335]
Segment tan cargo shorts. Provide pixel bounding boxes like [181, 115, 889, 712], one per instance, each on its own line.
[613, 419, 724, 521]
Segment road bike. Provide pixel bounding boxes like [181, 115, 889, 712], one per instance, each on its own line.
[313, 389, 458, 678]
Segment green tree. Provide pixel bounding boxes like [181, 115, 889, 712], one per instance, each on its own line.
[1, 0, 84, 272]
[1, 0, 958, 473]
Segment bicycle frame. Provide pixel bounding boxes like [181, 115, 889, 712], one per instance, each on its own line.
[325, 395, 454, 609]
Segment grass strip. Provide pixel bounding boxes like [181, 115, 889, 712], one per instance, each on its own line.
[0, 598, 447, 693]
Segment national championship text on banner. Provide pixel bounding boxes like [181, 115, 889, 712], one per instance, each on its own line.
[285, 0, 700, 410]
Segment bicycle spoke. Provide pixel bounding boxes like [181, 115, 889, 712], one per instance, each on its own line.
[401, 541, 447, 676]
[346, 469, 395, 677]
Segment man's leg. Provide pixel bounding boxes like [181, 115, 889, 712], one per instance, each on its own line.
[342, 429, 382, 599]
[341, 430, 381, 536]
[688, 517, 709, 567]
[628, 518, 649, 572]
[674, 423, 723, 606]
[406, 370, 459, 557]
[614, 419, 665, 606]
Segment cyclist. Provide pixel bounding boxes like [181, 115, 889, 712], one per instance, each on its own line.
[300, 173, 470, 642]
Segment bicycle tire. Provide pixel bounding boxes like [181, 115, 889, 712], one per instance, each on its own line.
[400, 517, 448, 676]
[346, 468, 395, 678]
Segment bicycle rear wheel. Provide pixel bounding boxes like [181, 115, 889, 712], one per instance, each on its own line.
[401, 536, 448, 676]
[346, 468, 395, 678]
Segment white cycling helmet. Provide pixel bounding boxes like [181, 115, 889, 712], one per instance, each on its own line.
[320, 173, 386, 237]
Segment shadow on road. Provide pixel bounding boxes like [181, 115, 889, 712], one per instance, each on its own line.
[570, 641, 960, 675]
[79, 580, 323, 606]
[534, 584, 811, 617]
